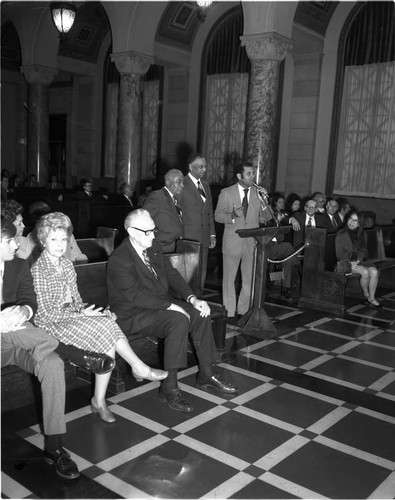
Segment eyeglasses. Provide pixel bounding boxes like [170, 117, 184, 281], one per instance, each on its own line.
[130, 227, 158, 236]
[349, 218, 359, 223]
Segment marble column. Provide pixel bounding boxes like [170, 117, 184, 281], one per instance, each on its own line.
[241, 33, 292, 191]
[20, 65, 57, 185]
[111, 51, 153, 189]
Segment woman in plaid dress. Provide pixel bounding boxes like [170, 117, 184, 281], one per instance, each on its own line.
[31, 212, 168, 423]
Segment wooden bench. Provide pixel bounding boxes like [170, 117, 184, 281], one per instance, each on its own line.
[298, 227, 395, 315]
[75, 252, 227, 394]
[75, 227, 118, 263]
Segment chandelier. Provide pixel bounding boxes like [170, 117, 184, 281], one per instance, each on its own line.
[196, 0, 213, 7]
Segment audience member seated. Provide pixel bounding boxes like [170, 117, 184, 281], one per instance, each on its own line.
[1, 217, 117, 480]
[24, 173, 39, 188]
[9, 174, 23, 195]
[285, 192, 302, 215]
[31, 212, 168, 424]
[1, 200, 33, 260]
[143, 169, 184, 253]
[74, 179, 108, 201]
[114, 182, 135, 207]
[290, 199, 326, 248]
[46, 174, 63, 190]
[26, 201, 88, 265]
[107, 209, 238, 413]
[335, 210, 382, 308]
[319, 198, 340, 233]
[1, 175, 9, 201]
[335, 197, 351, 227]
[312, 191, 326, 214]
[270, 192, 291, 225]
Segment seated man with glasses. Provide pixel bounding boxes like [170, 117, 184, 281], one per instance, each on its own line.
[107, 209, 238, 413]
[289, 199, 326, 248]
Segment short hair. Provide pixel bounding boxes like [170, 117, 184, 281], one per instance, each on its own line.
[304, 199, 317, 208]
[124, 208, 151, 230]
[188, 153, 204, 165]
[28, 201, 52, 224]
[235, 163, 253, 177]
[1, 200, 23, 223]
[164, 169, 183, 184]
[36, 212, 73, 244]
[1, 217, 17, 240]
[336, 197, 350, 211]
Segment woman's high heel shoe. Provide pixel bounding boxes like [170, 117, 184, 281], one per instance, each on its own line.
[132, 366, 168, 383]
[91, 398, 116, 423]
[368, 299, 383, 309]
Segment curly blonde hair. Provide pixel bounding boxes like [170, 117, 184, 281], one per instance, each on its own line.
[36, 212, 73, 244]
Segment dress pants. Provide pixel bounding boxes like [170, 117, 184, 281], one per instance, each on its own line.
[131, 301, 218, 370]
[222, 248, 254, 317]
[1, 322, 59, 363]
[2, 342, 66, 436]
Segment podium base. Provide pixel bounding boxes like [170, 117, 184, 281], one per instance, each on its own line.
[238, 307, 277, 340]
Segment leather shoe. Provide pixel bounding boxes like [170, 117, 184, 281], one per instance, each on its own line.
[159, 387, 193, 413]
[196, 373, 238, 394]
[82, 352, 115, 374]
[44, 448, 80, 480]
[226, 315, 239, 326]
[91, 398, 116, 423]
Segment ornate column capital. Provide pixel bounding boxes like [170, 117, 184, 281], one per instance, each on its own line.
[20, 64, 57, 85]
[240, 32, 293, 62]
[111, 50, 153, 75]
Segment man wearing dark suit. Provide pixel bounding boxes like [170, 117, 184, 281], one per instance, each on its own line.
[1, 219, 114, 479]
[319, 199, 340, 233]
[114, 182, 135, 207]
[107, 209, 237, 413]
[181, 154, 216, 292]
[290, 199, 326, 248]
[143, 169, 184, 253]
[214, 164, 271, 322]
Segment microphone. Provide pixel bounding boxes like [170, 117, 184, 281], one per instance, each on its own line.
[252, 183, 268, 199]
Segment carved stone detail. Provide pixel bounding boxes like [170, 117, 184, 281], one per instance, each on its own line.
[111, 51, 153, 75]
[240, 32, 293, 62]
[20, 65, 57, 85]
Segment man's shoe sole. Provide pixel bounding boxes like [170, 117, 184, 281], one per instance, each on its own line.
[44, 456, 80, 480]
[159, 394, 194, 413]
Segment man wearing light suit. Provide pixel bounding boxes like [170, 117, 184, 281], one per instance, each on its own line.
[215, 164, 270, 323]
[143, 169, 184, 253]
[181, 154, 216, 293]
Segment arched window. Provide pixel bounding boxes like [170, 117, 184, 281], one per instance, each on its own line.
[329, 2, 394, 199]
[199, 7, 250, 184]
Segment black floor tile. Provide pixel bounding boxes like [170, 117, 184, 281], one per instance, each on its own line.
[252, 342, 321, 367]
[230, 478, 298, 499]
[344, 343, 395, 368]
[286, 329, 349, 351]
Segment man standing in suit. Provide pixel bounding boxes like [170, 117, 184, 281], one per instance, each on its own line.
[143, 169, 184, 253]
[181, 154, 216, 292]
[215, 164, 271, 323]
[107, 209, 237, 413]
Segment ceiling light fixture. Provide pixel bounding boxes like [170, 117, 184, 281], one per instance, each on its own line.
[196, 0, 212, 23]
[50, 3, 77, 35]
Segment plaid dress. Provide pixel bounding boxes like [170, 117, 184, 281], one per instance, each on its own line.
[31, 251, 125, 352]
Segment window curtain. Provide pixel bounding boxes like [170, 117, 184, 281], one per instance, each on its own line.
[142, 80, 159, 180]
[334, 62, 395, 198]
[202, 73, 249, 184]
[201, 7, 250, 184]
[333, 2, 394, 199]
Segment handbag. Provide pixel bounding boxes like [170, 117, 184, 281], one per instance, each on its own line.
[334, 259, 352, 274]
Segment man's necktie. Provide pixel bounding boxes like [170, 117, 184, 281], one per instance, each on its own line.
[242, 188, 249, 219]
[197, 180, 206, 200]
[142, 250, 158, 280]
[307, 216, 313, 227]
[173, 197, 183, 221]
[332, 216, 338, 229]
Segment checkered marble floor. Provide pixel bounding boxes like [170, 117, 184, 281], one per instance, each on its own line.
[2, 291, 395, 499]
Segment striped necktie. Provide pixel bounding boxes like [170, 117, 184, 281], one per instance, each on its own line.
[307, 216, 313, 227]
[142, 250, 158, 280]
[197, 180, 206, 200]
[173, 196, 183, 221]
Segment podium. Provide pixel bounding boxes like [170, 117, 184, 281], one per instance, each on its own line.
[236, 225, 291, 339]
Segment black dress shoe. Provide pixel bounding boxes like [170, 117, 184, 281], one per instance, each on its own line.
[82, 352, 115, 374]
[196, 373, 238, 394]
[226, 315, 239, 325]
[44, 448, 80, 480]
[159, 387, 193, 413]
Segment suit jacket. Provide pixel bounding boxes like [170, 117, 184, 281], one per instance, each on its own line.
[143, 188, 183, 250]
[2, 258, 37, 313]
[319, 212, 339, 234]
[180, 175, 215, 247]
[292, 211, 326, 248]
[107, 238, 193, 334]
[114, 194, 134, 207]
[215, 184, 270, 256]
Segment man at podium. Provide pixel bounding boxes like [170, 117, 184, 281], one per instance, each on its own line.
[215, 164, 271, 323]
